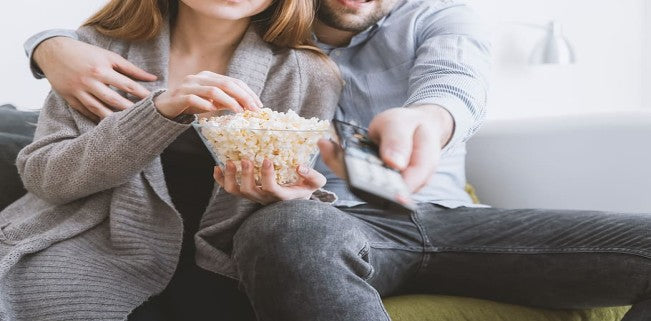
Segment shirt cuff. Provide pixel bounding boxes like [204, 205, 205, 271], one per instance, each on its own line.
[24, 29, 79, 79]
[406, 96, 473, 155]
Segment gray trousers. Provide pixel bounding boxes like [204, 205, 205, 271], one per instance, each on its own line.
[232, 200, 651, 321]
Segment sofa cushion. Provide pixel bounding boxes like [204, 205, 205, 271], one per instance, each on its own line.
[0, 105, 38, 210]
[420, 189, 627, 321]
[384, 295, 630, 321]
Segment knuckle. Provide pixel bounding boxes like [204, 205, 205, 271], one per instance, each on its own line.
[209, 88, 222, 98]
[88, 66, 104, 78]
[184, 74, 199, 83]
[184, 95, 198, 105]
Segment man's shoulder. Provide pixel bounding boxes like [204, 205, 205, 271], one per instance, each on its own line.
[389, 0, 475, 26]
[397, 0, 471, 14]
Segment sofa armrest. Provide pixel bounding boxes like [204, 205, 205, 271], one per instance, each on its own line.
[466, 111, 651, 213]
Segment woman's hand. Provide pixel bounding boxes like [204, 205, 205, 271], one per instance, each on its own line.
[213, 159, 326, 205]
[154, 71, 262, 119]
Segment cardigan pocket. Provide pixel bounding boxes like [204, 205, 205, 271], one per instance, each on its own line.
[0, 222, 17, 245]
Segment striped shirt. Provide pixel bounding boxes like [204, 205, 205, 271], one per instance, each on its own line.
[315, 0, 492, 208]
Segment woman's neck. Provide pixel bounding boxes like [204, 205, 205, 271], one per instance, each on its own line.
[171, 2, 250, 58]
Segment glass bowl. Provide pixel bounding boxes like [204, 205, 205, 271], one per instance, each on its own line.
[192, 121, 330, 186]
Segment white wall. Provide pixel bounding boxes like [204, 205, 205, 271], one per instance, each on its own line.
[0, 0, 106, 109]
[1, 0, 649, 120]
[471, 0, 648, 120]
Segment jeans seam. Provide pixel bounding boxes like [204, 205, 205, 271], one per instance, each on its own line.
[368, 242, 423, 252]
[436, 246, 651, 259]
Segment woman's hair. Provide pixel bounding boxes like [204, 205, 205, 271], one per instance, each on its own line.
[84, 0, 321, 55]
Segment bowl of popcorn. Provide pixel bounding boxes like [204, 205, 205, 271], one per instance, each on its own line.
[193, 108, 330, 185]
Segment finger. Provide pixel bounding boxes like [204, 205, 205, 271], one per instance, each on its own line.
[66, 95, 100, 123]
[77, 92, 114, 119]
[368, 119, 416, 171]
[89, 80, 134, 111]
[296, 165, 327, 189]
[194, 75, 257, 111]
[100, 70, 152, 100]
[239, 159, 264, 199]
[213, 166, 225, 186]
[317, 139, 347, 179]
[182, 84, 244, 113]
[222, 161, 242, 195]
[183, 85, 244, 113]
[260, 159, 282, 195]
[111, 55, 157, 82]
[401, 125, 440, 192]
[171, 94, 217, 115]
[231, 78, 263, 109]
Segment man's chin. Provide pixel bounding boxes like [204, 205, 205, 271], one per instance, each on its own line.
[317, 8, 382, 33]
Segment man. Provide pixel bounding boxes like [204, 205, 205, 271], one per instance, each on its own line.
[25, 0, 651, 320]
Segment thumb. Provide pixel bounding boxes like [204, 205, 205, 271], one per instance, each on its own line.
[113, 56, 157, 82]
[369, 121, 416, 171]
[317, 138, 347, 179]
[297, 165, 327, 189]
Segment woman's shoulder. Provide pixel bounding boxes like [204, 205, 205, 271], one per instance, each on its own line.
[75, 25, 116, 49]
[292, 49, 341, 87]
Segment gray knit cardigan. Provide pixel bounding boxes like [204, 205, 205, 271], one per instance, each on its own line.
[0, 24, 341, 321]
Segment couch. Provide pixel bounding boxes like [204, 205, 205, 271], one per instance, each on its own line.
[1, 105, 643, 320]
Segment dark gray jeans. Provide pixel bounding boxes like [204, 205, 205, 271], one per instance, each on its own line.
[232, 200, 651, 321]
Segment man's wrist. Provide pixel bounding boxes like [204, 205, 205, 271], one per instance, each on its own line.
[410, 104, 455, 148]
[32, 37, 65, 78]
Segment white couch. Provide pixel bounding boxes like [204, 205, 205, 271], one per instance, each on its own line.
[466, 111, 651, 213]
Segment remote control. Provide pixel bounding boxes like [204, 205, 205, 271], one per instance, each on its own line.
[332, 119, 416, 211]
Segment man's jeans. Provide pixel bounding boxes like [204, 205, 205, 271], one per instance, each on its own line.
[232, 200, 651, 321]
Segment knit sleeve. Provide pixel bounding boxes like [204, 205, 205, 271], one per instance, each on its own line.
[16, 90, 190, 205]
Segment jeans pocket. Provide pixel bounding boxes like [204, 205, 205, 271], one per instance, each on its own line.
[358, 243, 375, 281]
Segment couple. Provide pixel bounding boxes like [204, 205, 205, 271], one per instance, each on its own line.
[2, 0, 651, 321]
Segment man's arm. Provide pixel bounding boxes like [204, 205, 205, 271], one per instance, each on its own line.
[383, 3, 490, 191]
[320, 3, 491, 193]
[24, 29, 78, 79]
[25, 30, 157, 119]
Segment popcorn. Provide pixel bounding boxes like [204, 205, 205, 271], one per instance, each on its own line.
[198, 108, 330, 185]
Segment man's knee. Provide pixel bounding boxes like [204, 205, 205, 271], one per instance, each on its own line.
[233, 200, 368, 273]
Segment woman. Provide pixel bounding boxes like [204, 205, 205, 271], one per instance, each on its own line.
[0, 0, 341, 320]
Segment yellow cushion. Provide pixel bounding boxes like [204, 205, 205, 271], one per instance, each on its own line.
[465, 183, 481, 204]
[384, 295, 630, 321]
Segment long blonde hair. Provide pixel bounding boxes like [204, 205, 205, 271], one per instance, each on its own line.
[84, 0, 322, 55]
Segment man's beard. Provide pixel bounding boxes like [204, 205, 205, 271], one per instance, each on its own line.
[316, 0, 387, 32]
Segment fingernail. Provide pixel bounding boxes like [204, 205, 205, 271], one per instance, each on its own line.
[263, 159, 271, 168]
[242, 160, 249, 170]
[298, 165, 309, 175]
[388, 151, 408, 169]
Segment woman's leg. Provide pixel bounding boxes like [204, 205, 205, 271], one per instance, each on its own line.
[127, 294, 172, 321]
[164, 263, 256, 321]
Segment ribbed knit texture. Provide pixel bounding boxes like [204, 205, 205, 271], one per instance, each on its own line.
[0, 23, 341, 321]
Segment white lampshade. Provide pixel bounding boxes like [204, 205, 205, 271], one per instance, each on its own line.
[530, 21, 576, 65]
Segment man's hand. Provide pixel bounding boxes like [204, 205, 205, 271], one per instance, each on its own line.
[319, 105, 454, 193]
[33, 37, 157, 121]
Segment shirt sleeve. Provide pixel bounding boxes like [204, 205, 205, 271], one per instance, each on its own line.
[405, 2, 491, 152]
[24, 29, 79, 79]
